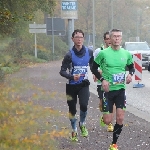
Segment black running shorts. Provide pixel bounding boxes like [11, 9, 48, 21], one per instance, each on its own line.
[102, 88, 126, 114]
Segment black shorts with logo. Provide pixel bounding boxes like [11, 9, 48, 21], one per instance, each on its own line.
[102, 88, 126, 114]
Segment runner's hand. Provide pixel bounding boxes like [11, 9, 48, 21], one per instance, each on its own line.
[126, 74, 132, 84]
[102, 80, 109, 92]
[74, 74, 80, 81]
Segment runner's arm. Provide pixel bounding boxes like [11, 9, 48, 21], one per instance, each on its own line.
[88, 49, 94, 71]
[92, 61, 104, 81]
[127, 63, 135, 76]
[126, 63, 134, 84]
[59, 52, 74, 80]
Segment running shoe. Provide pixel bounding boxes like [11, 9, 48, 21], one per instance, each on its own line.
[107, 123, 114, 132]
[108, 144, 118, 150]
[70, 132, 78, 142]
[100, 116, 106, 127]
[79, 122, 88, 137]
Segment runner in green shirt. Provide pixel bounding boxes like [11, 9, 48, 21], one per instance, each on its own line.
[92, 29, 135, 150]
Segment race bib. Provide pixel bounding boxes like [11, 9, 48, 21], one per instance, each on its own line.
[73, 66, 87, 76]
[112, 72, 125, 84]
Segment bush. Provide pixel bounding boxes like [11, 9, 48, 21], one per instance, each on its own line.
[0, 68, 4, 83]
[37, 49, 51, 61]
[35, 34, 68, 61]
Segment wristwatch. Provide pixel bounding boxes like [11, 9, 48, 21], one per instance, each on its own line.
[100, 77, 104, 82]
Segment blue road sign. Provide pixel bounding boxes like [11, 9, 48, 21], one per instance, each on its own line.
[62, 1, 77, 11]
[61, 0, 78, 19]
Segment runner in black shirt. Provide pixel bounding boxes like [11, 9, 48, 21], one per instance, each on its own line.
[60, 29, 93, 142]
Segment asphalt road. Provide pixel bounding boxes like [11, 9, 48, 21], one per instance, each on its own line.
[89, 69, 150, 122]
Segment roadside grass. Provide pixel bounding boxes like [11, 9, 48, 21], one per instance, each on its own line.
[0, 77, 69, 150]
[0, 36, 48, 81]
[0, 54, 48, 83]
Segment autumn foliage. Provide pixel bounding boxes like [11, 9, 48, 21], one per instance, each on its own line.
[0, 79, 68, 149]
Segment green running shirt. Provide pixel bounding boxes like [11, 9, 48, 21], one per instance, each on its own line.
[94, 47, 133, 91]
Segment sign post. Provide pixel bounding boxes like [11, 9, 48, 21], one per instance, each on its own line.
[29, 23, 46, 58]
[35, 28, 37, 58]
[61, 0, 78, 19]
[46, 18, 66, 36]
[61, 0, 78, 50]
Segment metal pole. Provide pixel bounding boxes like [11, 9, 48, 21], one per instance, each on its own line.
[52, 17, 55, 60]
[34, 22, 37, 58]
[34, 33, 37, 58]
[72, 19, 74, 47]
[92, 0, 95, 50]
[72, 19, 74, 32]
[111, 0, 114, 29]
[68, 19, 73, 50]
[136, 10, 139, 42]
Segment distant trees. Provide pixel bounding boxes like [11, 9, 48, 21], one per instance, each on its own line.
[0, 0, 56, 36]
[72, 0, 150, 44]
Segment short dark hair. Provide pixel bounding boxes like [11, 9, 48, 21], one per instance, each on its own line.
[109, 29, 122, 36]
[72, 29, 84, 38]
[103, 31, 109, 40]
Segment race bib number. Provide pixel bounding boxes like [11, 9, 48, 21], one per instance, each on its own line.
[112, 72, 125, 84]
[73, 66, 87, 76]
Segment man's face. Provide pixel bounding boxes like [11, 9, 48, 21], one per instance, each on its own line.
[110, 31, 122, 46]
[72, 32, 84, 47]
[104, 34, 111, 47]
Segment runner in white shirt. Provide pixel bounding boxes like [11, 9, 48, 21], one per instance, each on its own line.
[93, 31, 115, 132]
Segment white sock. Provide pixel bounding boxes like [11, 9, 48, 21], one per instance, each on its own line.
[73, 127, 77, 132]
[79, 121, 85, 126]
